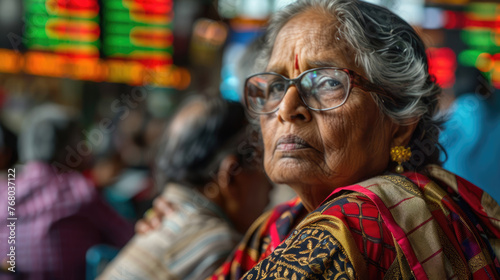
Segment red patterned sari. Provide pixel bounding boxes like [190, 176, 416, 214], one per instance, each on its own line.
[210, 165, 500, 279]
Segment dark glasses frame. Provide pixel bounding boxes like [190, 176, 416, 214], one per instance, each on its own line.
[244, 67, 394, 115]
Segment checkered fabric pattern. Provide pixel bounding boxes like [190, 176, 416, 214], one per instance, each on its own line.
[319, 195, 397, 278]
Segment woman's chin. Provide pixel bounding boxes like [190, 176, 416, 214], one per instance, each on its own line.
[266, 156, 324, 186]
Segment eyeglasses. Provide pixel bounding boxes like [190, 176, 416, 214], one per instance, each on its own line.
[244, 67, 392, 115]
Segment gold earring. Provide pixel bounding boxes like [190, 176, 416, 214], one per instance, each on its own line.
[390, 146, 411, 174]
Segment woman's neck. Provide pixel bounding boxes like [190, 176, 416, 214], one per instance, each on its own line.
[288, 183, 336, 213]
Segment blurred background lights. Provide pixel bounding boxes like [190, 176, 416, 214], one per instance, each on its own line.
[0, 0, 499, 94]
[422, 7, 445, 29]
[0, 0, 20, 25]
[361, 0, 425, 26]
[476, 52, 494, 72]
[239, 0, 272, 20]
[427, 47, 457, 89]
[274, 0, 295, 11]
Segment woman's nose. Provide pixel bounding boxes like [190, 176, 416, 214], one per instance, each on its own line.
[277, 86, 312, 123]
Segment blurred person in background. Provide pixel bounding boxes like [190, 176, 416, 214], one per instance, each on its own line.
[440, 67, 500, 203]
[88, 108, 161, 222]
[99, 94, 273, 280]
[0, 103, 134, 279]
[0, 122, 18, 174]
[83, 93, 167, 222]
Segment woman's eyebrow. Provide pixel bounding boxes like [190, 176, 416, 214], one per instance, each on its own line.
[307, 60, 340, 68]
[266, 60, 341, 73]
[265, 66, 286, 74]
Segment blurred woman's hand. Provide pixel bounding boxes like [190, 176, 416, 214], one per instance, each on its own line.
[135, 197, 174, 234]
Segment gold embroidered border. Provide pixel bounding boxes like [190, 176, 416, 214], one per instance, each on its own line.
[468, 253, 488, 274]
[421, 181, 449, 214]
[379, 175, 423, 199]
[243, 222, 356, 280]
[435, 225, 468, 279]
[296, 212, 368, 280]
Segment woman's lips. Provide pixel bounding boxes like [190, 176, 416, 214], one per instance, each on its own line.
[276, 135, 311, 151]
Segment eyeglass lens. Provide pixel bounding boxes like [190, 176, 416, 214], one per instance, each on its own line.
[245, 68, 350, 114]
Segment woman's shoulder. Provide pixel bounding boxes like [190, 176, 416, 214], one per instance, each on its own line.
[302, 189, 384, 231]
[297, 192, 396, 278]
[242, 219, 361, 280]
[242, 193, 397, 280]
[250, 196, 304, 236]
[246, 196, 305, 246]
[315, 191, 377, 216]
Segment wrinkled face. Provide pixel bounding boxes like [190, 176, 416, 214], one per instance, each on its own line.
[260, 10, 395, 210]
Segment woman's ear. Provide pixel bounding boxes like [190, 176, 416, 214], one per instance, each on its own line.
[390, 118, 419, 147]
[217, 154, 242, 198]
[213, 155, 243, 225]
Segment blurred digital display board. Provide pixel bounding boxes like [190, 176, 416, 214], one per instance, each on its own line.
[0, 0, 189, 89]
[102, 0, 173, 68]
[421, 2, 500, 89]
[458, 3, 500, 88]
[25, 0, 100, 58]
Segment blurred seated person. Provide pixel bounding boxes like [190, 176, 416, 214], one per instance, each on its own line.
[99, 95, 273, 280]
[0, 104, 134, 279]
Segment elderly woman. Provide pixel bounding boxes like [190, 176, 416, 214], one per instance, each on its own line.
[210, 0, 500, 279]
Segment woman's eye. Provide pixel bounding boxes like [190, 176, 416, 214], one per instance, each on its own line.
[317, 78, 341, 91]
[268, 82, 286, 96]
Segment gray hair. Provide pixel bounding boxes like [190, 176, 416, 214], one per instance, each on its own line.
[259, 0, 445, 169]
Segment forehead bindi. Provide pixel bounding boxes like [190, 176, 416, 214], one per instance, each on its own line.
[288, 11, 364, 74]
[269, 18, 337, 70]
[268, 9, 365, 77]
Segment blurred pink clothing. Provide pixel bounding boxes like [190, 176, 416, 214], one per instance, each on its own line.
[0, 162, 134, 280]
